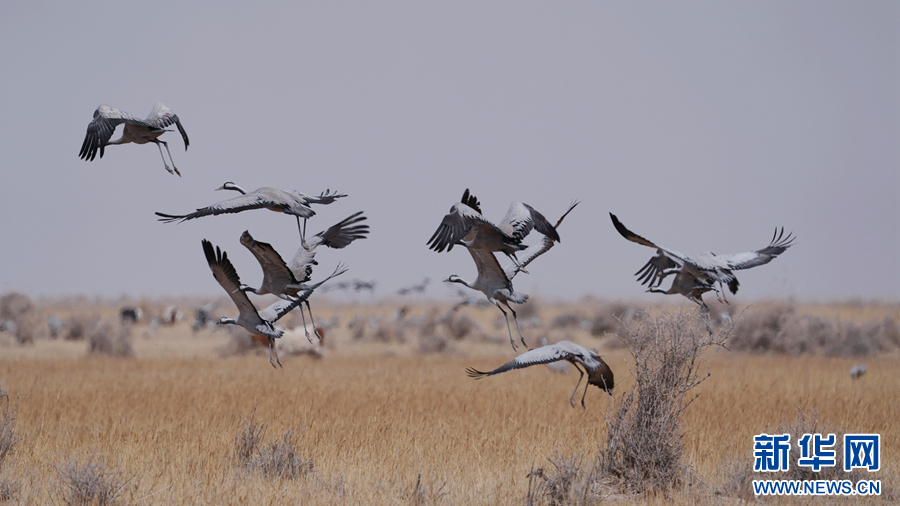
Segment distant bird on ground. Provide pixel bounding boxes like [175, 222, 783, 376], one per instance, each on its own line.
[239, 226, 356, 341]
[397, 278, 430, 296]
[156, 182, 346, 239]
[466, 340, 614, 409]
[850, 364, 867, 380]
[610, 213, 795, 304]
[445, 201, 578, 350]
[202, 239, 300, 368]
[428, 189, 561, 271]
[79, 102, 189, 176]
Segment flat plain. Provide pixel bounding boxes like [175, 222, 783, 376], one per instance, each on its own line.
[0, 297, 897, 504]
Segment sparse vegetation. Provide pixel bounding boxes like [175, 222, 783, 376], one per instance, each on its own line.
[87, 321, 134, 358]
[52, 452, 134, 506]
[0, 298, 896, 504]
[233, 409, 313, 480]
[728, 303, 900, 356]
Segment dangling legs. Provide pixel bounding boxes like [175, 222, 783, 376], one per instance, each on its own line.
[268, 337, 282, 368]
[304, 300, 323, 340]
[152, 139, 180, 176]
[495, 302, 517, 351]
[505, 302, 527, 349]
[569, 362, 585, 409]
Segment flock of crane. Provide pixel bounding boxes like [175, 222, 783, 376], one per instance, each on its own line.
[80, 102, 796, 408]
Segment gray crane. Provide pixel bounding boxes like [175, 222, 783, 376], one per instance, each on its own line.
[427, 188, 560, 271]
[202, 239, 300, 368]
[80, 102, 189, 176]
[444, 201, 578, 350]
[239, 214, 365, 340]
[610, 213, 795, 304]
[156, 182, 346, 239]
[466, 340, 614, 409]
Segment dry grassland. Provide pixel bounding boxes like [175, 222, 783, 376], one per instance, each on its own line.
[0, 299, 897, 504]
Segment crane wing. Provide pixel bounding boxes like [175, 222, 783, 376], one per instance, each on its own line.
[502, 200, 579, 279]
[467, 247, 512, 291]
[716, 228, 796, 271]
[156, 193, 281, 223]
[294, 189, 348, 205]
[79, 105, 149, 161]
[283, 263, 349, 301]
[287, 212, 369, 283]
[427, 201, 494, 253]
[145, 102, 189, 149]
[634, 251, 681, 287]
[609, 213, 695, 267]
[240, 231, 298, 288]
[202, 239, 262, 323]
[466, 344, 574, 378]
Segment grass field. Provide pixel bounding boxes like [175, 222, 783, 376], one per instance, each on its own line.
[0, 298, 897, 504]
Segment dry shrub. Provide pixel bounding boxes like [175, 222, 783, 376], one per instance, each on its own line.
[526, 454, 603, 506]
[597, 309, 727, 493]
[444, 314, 477, 340]
[550, 313, 584, 330]
[0, 291, 38, 344]
[589, 302, 641, 338]
[0, 476, 19, 502]
[403, 472, 447, 505]
[0, 387, 19, 471]
[729, 304, 900, 356]
[233, 410, 313, 480]
[87, 321, 133, 358]
[52, 452, 135, 506]
[65, 314, 101, 341]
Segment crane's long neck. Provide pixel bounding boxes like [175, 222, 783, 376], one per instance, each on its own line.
[219, 182, 246, 194]
[446, 275, 474, 290]
[219, 317, 237, 325]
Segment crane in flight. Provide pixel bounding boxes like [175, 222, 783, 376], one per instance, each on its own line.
[202, 239, 299, 368]
[427, 188, 560, 272]
[238, 213, 366, 340]
[466, 340, 614, 409]
[444, 201, 578, 350]
[156, 182, 346, 239]
[609, 213, 795, 305]
[79, 102, 189, 176]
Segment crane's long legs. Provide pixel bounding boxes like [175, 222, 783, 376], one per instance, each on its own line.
[569, 363, 585, 409]
[495, 303, 517, 351]
[688, 294, 713, 336]
[305, 300, 323, 340]
[268, 337, 282, 368]
[507, 304, 527, 349]
[152, 139, 181, 176]
[297, 303, 312, 343]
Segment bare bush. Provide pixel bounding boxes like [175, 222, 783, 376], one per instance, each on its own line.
[0, 388, 19, 471]
[728, 304, 900, 356]
[66, 314, 100, 341]
[589, 302, 641, 338]
[53, 452, 135, 506]
[403, 472, 447, 505]
[550, 313, 584, 330]
[0, 291, 38, 344]
[87, 321, 134, 358]
[233, 410, 313, 480]
[0, 476, 19, 502]
[526, 454, 601, 506]
[598, 309, 727, 493]
[444, 314, 477, 340]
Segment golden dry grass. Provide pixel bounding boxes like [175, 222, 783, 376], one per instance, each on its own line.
[0, 300, 897, 504]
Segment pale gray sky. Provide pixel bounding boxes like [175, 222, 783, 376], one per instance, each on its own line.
[0, 2, 896, 302]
